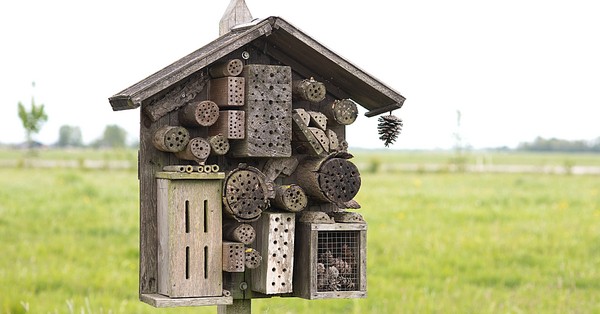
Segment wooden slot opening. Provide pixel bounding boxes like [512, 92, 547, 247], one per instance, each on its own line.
[203, 200, 208, 233]
[185, 200, 190, 234]
[204, 246, 209, 279]
[185, 246, 190, 280]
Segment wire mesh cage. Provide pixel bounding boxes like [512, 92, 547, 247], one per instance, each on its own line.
[294, 222, 366, 300]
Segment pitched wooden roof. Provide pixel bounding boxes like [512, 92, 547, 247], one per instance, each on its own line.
[109, 17, 405, 118]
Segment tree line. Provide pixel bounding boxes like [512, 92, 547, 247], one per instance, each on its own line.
[518, 136, 600, 153]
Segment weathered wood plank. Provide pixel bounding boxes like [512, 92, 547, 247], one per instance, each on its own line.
[141, 293, 233, 307]
[250, 212, 295, 294]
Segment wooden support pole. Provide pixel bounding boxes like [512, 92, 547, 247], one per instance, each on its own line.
[218, 299, 251, 314]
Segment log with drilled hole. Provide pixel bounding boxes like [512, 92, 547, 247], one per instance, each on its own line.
[175, 137, 211, 164]
[323, 99, 359, 125]
[152, 126, 190, 153]
[223, 222, 256, 245]
[272, 184, 308, 213]
[179, 100, 220, 127]
[209, 59, 244, 78]
[222, 165, 270, 222]
[296, 156, 361, 206]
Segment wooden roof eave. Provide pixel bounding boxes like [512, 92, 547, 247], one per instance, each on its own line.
[108, 18, 275, 112]
[269, 18, 405, 117]
[108, 16, 405, 118]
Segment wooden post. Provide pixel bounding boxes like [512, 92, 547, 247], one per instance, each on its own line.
[219, 0, 253, 36]
[218, 299, 251, 314]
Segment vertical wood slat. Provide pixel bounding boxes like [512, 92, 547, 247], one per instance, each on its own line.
[157, 175, 223, 297]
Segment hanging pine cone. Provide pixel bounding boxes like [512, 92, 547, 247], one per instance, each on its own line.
[377, 114, 403, 147]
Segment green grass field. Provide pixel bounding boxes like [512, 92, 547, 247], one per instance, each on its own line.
[1, 150, 599, 313]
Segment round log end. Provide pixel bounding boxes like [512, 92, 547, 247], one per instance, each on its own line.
[153, 126, 190, 153]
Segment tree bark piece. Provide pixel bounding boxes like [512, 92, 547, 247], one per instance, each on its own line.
[209, 59, 244, 78]
[223, 222, 256, 245]
[292, 79, 326, 103]
[323, 99, 359, 125]
[209, 134, 230, 156]
[175, 137, 211, 164]
[272, 184, 308, 212]
[179, 100, 220, 127]
[153, 126, 190, 153]
[222, 165, 269, 222]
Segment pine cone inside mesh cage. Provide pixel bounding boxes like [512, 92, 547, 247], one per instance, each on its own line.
[377, 114, 403, 147]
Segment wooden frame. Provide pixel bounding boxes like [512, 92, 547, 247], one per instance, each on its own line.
[293, 222, 367, 300]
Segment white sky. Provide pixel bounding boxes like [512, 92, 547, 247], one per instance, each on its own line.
[1, 0, 599, 149]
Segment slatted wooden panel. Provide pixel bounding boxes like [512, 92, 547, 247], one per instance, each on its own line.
[156, 174, 223, 298]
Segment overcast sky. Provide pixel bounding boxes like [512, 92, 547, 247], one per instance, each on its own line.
[1, 0, 599, 149]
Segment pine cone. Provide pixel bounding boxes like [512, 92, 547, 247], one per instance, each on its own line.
[377, 114, 403, 147]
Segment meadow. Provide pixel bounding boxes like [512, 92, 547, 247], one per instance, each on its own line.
[0, 150, 599, 313]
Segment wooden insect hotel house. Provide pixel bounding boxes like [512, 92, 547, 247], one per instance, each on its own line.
[108, 0, 404, 311]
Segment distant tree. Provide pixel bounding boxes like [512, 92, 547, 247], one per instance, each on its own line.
[93, 124, 127, 148]
[17, 82, 48, 148]
[57, 125, 83, 147]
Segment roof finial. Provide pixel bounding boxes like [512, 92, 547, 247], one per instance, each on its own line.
[220, 0, 254, 36]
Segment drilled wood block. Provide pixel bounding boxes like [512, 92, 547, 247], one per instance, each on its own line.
[157, 177, 223, 298]
[308, 111, 327, 130]
[208, 110, 245, 139]
[210, 77, 245, 107]
[293, 222, 367, 300]
[230, 64, 292, 158]
[309, 127, 330, 152]
[222, 241, 245, 273]
[328, 129, 339, 151]
[250, 212, 295, 295]
[292, 111, 325, 157]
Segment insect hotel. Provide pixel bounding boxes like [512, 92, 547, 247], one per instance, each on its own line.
[108, 0, 404, 311]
